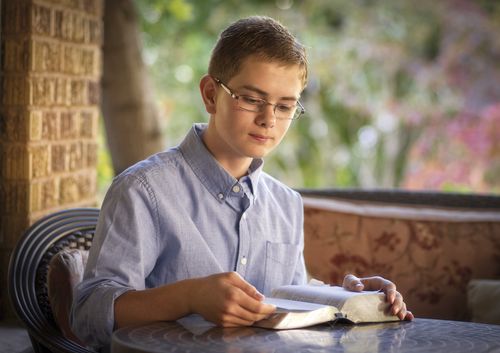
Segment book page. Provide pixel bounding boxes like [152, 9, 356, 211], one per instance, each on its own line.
[271, 285, 381, 310]
[264, 297, 332, 313]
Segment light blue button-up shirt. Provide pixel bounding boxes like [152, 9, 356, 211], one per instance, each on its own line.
[71, 123, 307, 348]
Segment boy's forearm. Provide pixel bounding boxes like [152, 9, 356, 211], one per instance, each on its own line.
[114, 278, 198, 329]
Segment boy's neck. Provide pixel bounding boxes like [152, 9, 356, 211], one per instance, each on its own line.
[217, 157, 252, 180]
[201, 127, 253, 180]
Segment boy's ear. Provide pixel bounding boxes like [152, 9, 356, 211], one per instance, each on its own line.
[200, 75, 217, 114]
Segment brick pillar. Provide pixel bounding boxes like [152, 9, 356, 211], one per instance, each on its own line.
[0, 0, 103, 319]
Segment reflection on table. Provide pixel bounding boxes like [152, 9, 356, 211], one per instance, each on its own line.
[111, 315, 500, 353]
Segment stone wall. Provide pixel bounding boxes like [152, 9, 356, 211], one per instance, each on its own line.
[0, 0, 103, 318]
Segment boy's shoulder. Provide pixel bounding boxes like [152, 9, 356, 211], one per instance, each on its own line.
[114, 147, 183, 183]
[259, 171, 302, 202]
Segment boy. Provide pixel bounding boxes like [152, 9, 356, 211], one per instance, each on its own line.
[71, 15, 412, 349]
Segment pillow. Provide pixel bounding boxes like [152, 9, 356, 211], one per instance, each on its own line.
[467, 279, 500, 324]
[47, 248, 89, 345]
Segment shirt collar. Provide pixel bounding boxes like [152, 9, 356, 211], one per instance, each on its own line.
[179, 123, 263, 202]
[245, 158, 263, 196]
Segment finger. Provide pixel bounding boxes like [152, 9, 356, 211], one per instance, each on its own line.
[395, 302, 407, 320]
[223, 299, 275, 324]
[220, 281, 275, 318]
[226, 272, 264, 300]
[360, 276, 395, 291]
[385, 288, 397, 305]
[360, 276, 397, 304]
[240, 298, 276, 316]
[386, 293, 406, 319]
[343, 274, 364, 292]
[394, 292, 404, 313]
[404, 310, 414, 321]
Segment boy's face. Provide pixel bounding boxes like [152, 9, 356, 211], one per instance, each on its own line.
[204, 56, 304, 167]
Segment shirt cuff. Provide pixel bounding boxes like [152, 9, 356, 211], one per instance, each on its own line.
[71, 283, 132, 349]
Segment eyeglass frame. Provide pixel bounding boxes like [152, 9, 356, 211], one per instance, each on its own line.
[213, 77, 305, 121]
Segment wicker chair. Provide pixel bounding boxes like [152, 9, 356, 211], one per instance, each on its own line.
[8, 208, 99, 353]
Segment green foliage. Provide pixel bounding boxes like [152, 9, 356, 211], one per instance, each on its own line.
[114, 0, 500, 193]
[97, 120, 114, 202]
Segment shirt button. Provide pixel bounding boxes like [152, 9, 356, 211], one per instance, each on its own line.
[217, 193, 224, 200]
[232, 185, 241, 193]
[241, 257, 247, 265]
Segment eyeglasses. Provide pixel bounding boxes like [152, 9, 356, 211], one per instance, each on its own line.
[214, 78, 305, 120]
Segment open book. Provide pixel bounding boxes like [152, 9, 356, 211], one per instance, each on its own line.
[255, 282, 400, 329]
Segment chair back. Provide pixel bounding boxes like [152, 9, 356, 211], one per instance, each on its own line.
[8, 208, 99, 353]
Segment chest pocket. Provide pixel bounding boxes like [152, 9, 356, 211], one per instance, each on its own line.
[263, 241, 300, 295]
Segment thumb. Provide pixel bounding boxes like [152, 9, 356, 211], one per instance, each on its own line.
[343, 274, 364, 292]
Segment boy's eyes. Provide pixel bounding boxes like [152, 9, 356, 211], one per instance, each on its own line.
[241, 96, 264, 105]
[240, 95, 294, 111]
[276, 104, 293, 112]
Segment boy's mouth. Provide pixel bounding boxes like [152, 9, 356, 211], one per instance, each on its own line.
[249, 133, 273, 142]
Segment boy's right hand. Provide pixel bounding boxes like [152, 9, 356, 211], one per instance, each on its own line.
[188, 272, 276, 327]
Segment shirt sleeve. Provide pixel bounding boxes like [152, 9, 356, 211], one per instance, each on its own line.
[70, 173, 160, 349]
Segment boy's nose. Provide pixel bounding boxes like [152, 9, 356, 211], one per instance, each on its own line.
[255, 105, 276, 128]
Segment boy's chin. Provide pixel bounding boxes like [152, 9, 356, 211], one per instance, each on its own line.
[247, 149, 273, 159]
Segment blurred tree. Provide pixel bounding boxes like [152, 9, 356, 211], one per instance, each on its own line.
[102, 0, 164, 175]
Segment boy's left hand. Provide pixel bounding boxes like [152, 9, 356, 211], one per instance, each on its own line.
[342, 274, 414, 321]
